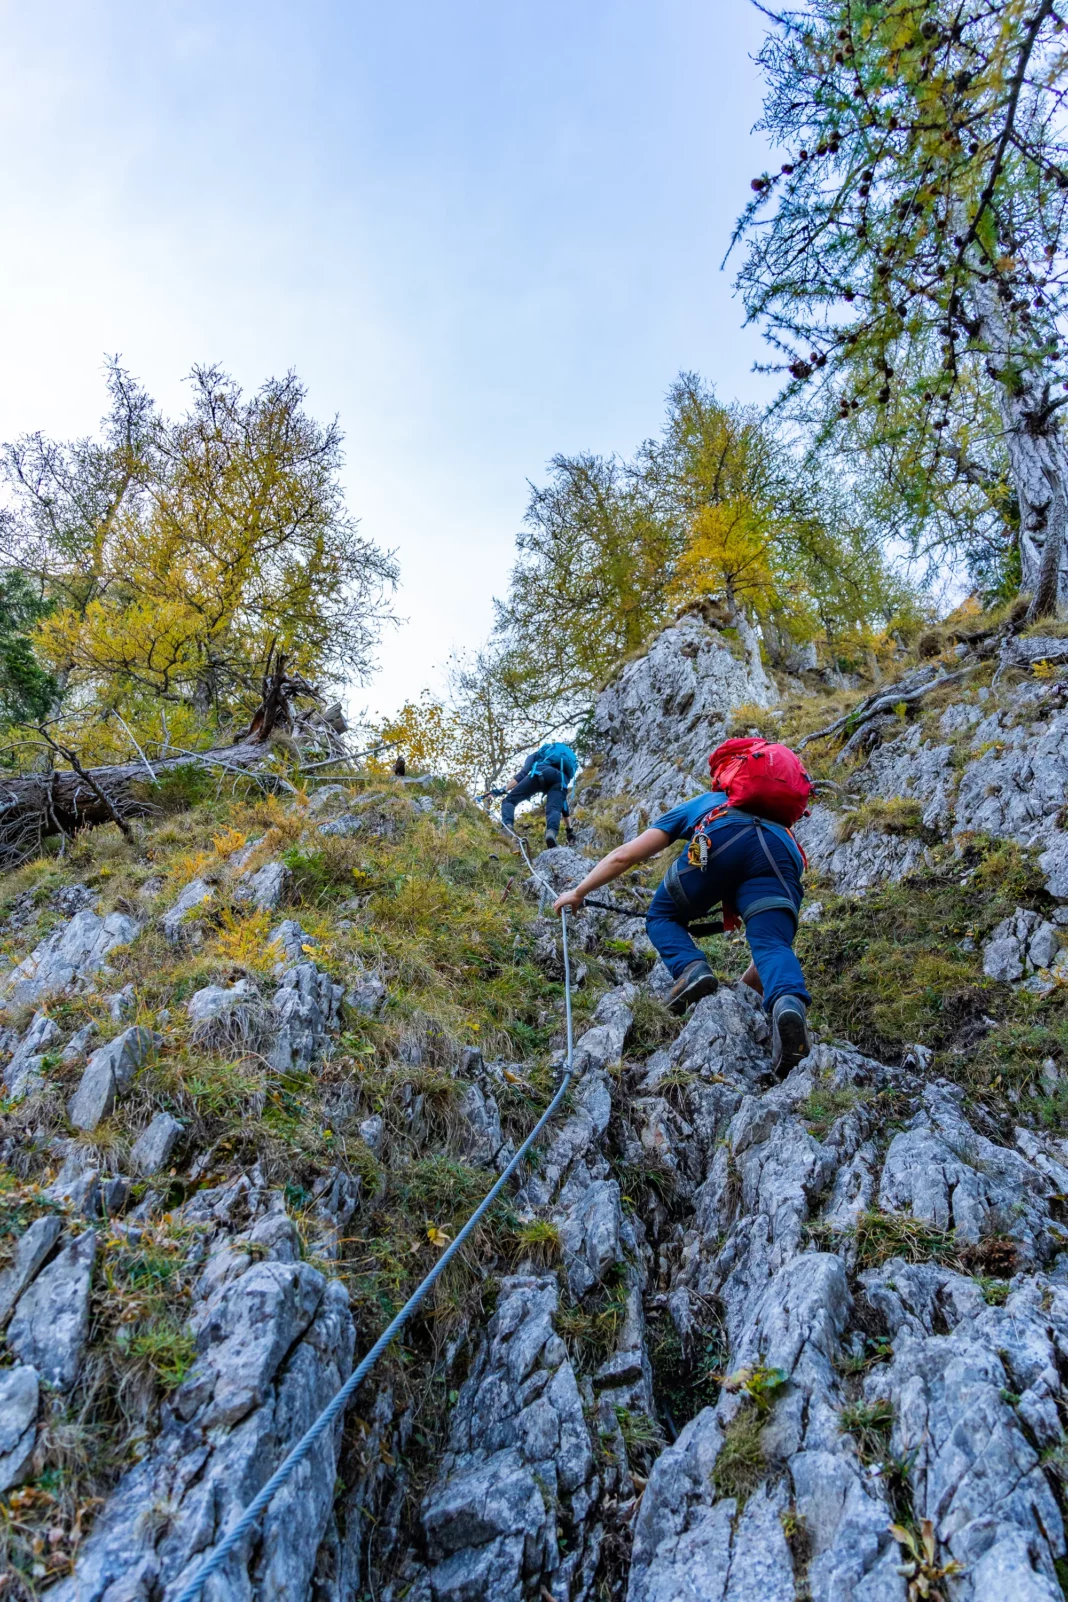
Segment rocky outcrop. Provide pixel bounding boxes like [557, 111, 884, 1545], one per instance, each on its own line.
[584, 611, 776, 824]
[45, 1175, 355, 1602]
[0, 907, 139, 1005]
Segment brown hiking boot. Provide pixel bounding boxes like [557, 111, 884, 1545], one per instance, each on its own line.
[667, 958, 718, 1015]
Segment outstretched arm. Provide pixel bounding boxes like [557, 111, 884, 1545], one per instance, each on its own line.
[552, 828, 671, 912]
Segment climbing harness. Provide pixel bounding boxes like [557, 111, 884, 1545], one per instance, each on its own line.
[172, 829, 578, 1602]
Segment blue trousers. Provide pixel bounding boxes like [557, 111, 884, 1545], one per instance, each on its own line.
[645, 821, 809, 1011]
[502, 767, 567, 834]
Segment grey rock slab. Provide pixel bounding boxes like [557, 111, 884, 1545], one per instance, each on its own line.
[639, 985, 769, 1093]
[587, 611, 776, 817]
[175, 1257, 326, 1428]
[573, 982, 636, 1074]
[983, 907, 1060, 981]
[185, 979, 266, 1051]
[161, 877, 214, 942]
[796, 804, 929, 892]
[46, 1270, 354, 1602]
[0, 1364, 39, 1492]
[68, 1025, 159, 1132]
[3, 1010, 61, 1099]
[269, 962, 343, 1072]
[0, 1214, 62, 1326]
[108, 983, 136, 1021]
[267, 917, 315, 974]
[306, 784, 349, 815]
[318, 812, 364, 837]
[60, 1021, 98, 1064]
[878, 1082, 1057, 1265]
[0, 907, 140, 1005]
[554, 1175, 623, 1297]
[345, 968, 387, 1016]
[233, 859, 291, 911]
[874, 1300, 1068, 1599]
[455, 1082, 504, 1168]
[419, 1275, 599, 1602]
[130, 1112, 183, 1175]
[7, 1230, 96, 1391]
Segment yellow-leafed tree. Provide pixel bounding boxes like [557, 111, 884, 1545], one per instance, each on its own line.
[2, 361, 397, 754]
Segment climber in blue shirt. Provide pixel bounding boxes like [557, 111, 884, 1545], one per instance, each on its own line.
[552, 788, 811, 1076]
[502, 742, 578, 851]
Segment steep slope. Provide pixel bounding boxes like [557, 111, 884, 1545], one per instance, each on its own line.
[1, 610, 1068, 1602]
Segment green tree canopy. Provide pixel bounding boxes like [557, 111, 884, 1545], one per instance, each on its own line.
[732, 0, 1068, 615]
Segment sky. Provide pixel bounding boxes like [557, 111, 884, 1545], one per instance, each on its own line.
[0, 1, 780, 721]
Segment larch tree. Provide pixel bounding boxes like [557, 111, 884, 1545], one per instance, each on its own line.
[733, 0, 1068, 616]
[1, 362, 398, 752]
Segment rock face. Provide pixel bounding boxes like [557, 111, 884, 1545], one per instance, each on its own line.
[0, 1364, 39, 1492]
[162, 877, 214, 942]
[2, 619, 1068, 1602]
[418, 1276, 600, 1602]
[584, 611, 776, 824]
[67, 1025, 159, 1132]
[3, 1010, 61, 1099]
[270, 962, 344, 1071]
[234, 859, 292, 911]
[7, 1231, 96, 1391]
[0, 907, 139, 1005]
[44, 1175, 355, 1602]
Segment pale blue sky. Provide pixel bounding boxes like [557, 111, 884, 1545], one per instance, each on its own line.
[0, 1, 778, 717]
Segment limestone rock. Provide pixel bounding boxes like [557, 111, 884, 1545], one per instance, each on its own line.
[68, 1025, 159, 1132]
[345, 967, 387, 1016]
[3, 1010, 61, 1100]
[269, 962, 343, 1071]
[0, 1214, 62, 1326]
[586, 611, 776, 817]
[108, 983, 136, 1022]
[418, 1275, 600, 1602]
[0, 907, 139, 1005]
[319, 813, 364, 837]
[7, 1231, 96, 1391]
[455, 1082, 504, 1168]
[46, 1187, 354, 1602]
[0, 1365, 39, 1492]
[130, 1112, 183, 1175]
[796, 803, 929, 891]
[161, 877, 214, 943]
[186, 979, 267, 1050]
[983, 907, 1061, 982]
[234, 859, 291, 911]
[268, 917, 315, 974]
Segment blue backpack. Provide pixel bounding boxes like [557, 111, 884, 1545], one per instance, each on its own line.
[532, 742, 578, 786]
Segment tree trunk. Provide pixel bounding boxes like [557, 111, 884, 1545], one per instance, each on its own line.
[0, 737, 279, 871]
[974, 280, 1068, 618]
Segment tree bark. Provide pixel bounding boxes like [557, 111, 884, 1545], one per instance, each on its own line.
[973, 280, 1068, 618]
[0, 737, 279, 870]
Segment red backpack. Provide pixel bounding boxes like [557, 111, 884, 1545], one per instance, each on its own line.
[707, 737, 813, 826]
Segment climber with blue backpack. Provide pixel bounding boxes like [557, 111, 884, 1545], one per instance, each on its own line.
[553, 738, 814, 1077]
[502, 741, 579, 850]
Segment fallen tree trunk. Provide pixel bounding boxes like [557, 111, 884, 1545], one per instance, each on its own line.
[0, 737, 287, 870]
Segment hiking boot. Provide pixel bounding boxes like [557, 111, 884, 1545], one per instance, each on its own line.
[545, 832, 559, 850]
[770, 995, 811, 1078]
[667, 958, 718, 1015]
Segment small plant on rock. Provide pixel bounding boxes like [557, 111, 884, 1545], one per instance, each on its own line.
[889, 1518, 964, 1600]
